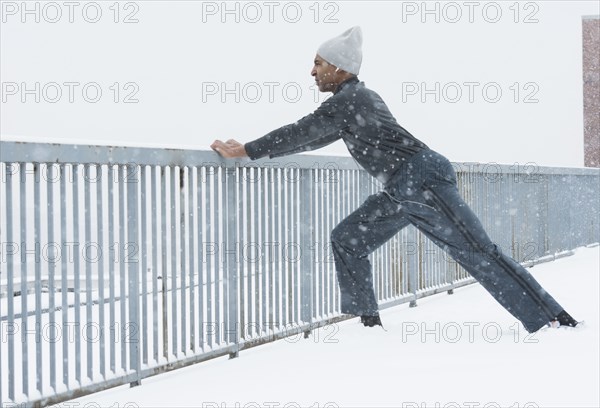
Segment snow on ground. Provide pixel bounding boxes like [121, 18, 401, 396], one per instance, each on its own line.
[67, 246, 600, 408]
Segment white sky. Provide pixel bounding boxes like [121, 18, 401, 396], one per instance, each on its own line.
[1, 1, 599, 167]
[69, 245, 600, 408]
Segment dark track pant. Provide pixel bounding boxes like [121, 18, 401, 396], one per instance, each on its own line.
[331, 149, 564, 333]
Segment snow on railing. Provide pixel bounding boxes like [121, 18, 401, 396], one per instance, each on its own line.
[1, 140, 598, 407]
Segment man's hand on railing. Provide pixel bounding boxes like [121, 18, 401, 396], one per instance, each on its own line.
[211, 139, 249, 158]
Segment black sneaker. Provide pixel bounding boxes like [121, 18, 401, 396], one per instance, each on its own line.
[360, 314, 383, 328]
[552, 310, 579, 328]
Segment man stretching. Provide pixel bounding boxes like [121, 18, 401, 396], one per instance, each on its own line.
[211, 27, 579, 333]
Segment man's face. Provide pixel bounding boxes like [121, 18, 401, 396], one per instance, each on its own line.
[311, 54, 341, 93]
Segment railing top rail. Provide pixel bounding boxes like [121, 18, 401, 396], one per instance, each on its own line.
[0, 140, 362, 171]
[1, 140, 599, 176]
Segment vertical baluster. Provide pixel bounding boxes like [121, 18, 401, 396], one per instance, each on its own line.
[299, 167, 314, 327]
[45, 163, 57, 392]
[215, 167, 222, 345]
[97, 164, 106, 379]
[266, 168, 273, 330]
[108, 164, 116, 374]
[273, 168, 280, 329]
[253, 167, 260, 337]
[260, 167, 267, 334]
[287, 168, 294, 325]
[126, 163, 141, 384]
[34, 163, 43, 395]
[170, 166, 178, 357]
[59, 164, 69, 386]
[151, 165, 159, 362]
[245, 167, 256, 338]
[119, 164, 127, 371]
[318, 168, 324, 319]
[238, 167, 245, 340]
[84, 164, 93, 382]
[226, 164, 239, 356]
[19, 163, 29, 397]
[196, 166, 204, 351]
[294, 167, 301, 320]
[160, 166, 168, 360]
[205, 166, 213, 349]
[189, 166, 196, 353]
[328, 166, 335, 315]
[179, 167, 186, 355]
[5, 163, 14, 401]
[140, 165, 148, 365]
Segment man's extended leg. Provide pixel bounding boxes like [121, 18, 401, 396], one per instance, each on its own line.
[399, 152, 566, 332]
[331, 192, 410, 317]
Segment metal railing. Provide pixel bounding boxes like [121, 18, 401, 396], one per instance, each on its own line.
[1, 140, 598, 407]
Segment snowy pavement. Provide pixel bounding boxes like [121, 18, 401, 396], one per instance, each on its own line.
[67, 246, 599, 408]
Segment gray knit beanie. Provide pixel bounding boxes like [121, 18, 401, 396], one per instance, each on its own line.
[317, 26, 363, 75]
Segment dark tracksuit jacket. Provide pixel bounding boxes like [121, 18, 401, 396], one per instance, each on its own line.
[245, 77, 564, 333]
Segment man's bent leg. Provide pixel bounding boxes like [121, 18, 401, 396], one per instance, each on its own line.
[331, 192, 410, 316]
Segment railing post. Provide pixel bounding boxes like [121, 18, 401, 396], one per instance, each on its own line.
[5, 162, 15, 402]
[126, 162, 142, 386]
[299, 168, 314, 338]
[226, 164, 240, 358]
[408, 230, 419, 308]
[19, 162, 29, 398]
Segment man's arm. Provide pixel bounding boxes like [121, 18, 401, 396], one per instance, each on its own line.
[244, 98, 345, 160]
[211, 95, 348, 160]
